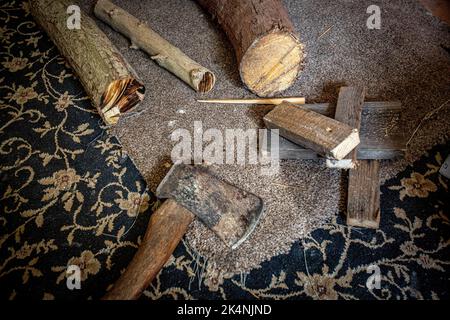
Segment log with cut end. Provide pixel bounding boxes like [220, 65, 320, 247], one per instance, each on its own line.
[30, 0, 145, 125]
[94, 0, 215, 93]
[264, 102, 360, 160]
[197, 0, 304, 97]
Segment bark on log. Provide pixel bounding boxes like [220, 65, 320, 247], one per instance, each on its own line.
[30, 0, 145, 125]
[94, 0, 215, 93]
[197, 0, 304, 97]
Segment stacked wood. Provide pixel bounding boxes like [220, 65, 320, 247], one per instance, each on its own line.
[262, 86, 394, 229]
[197, 0, 304, 97]
[30, 0, 145, 125]
[94, 0, 215, 93]
[261, 101, 406, 160]
[336, 87, 381, 229]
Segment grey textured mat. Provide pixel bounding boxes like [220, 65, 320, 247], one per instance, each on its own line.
[80, 0, 450, 275]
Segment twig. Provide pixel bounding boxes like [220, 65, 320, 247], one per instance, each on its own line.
[406, 98, 450, 146]
[318, 26, 333, 39]
[119, 108, 147, 121]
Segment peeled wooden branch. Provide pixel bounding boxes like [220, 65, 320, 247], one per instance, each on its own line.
[30, 0, 145, 125]
[197, 0, 304, 97]
[94, 0, 215, 93]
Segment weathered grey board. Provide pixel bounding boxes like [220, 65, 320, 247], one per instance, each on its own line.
[264, 102, 360, 160]
[326, 87, 365, 168]
[261, 101, 405, 160]
[347, 160, 381, 228]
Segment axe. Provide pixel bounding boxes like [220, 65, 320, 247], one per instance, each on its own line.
[103, 163, 264, 299]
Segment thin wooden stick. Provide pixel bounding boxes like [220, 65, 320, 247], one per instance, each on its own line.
[197, 97, 305, 105]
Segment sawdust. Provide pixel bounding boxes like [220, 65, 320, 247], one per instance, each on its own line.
[80, 0, 450, 275]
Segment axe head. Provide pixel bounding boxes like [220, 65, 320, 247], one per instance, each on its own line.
[156, 163, 264, 249]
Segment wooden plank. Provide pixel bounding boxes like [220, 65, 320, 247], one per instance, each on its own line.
[264, 102, 360, 160]
[260, 101, 406, 160]
[326, 87, 365, 169]
[347, 160, 380, 229]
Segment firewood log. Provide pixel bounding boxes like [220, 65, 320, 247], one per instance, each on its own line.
[94, 0, 215, 93]
[30, 0, 145, 125]
[197, 0, 304, 97]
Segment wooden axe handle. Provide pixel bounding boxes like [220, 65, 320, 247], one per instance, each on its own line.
[102, 199, 195, 300]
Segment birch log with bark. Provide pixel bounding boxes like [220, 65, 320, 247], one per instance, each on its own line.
[94, 0, 215, 93]
[30, 0, 145, 125]
[197, 0, 304, 97]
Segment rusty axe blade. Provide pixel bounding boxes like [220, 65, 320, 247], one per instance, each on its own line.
[156, 163, 264, 249]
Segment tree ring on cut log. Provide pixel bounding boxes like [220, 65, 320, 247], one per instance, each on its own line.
[239, 31, 304, 97]
[100, 77, 145, 125]
[191, 69, 216, 93]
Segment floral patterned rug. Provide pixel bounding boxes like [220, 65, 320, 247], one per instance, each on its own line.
[1, 1, 449, 300]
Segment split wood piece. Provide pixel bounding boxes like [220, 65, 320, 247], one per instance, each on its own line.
[326, 87, 366, 169]
[94, 0, 215, 93]
[197, 0, 304, 97]
[30, 0, 145, 125]
[261, 102, 406, 160]
[264, 102, 360, 160]
[347, 160, 381, 229]
[197, 97, 305, 105]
